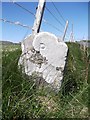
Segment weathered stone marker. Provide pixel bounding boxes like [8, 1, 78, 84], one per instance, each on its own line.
[18, 0, 68, 92]
[18, 32, 68, 91]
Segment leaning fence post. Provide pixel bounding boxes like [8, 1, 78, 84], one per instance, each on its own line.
[32, 0, 46, 34]
[62, 20, 69, 41]
[70, 23, 74, 42]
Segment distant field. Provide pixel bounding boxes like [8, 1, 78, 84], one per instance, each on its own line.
[1, 42, 90, 119]
[1, 41, 21, 52]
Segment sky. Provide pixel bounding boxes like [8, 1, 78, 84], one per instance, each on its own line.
[0, 2, 88, 43]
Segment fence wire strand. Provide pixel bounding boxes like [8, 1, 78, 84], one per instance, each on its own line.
[50, 0, 66, 23]
[45, 6, 65, 28]
[0, 18, 32, 29]
[2, 1, 71, 40]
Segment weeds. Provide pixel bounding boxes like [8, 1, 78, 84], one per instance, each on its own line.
[2, 42, 89, 119]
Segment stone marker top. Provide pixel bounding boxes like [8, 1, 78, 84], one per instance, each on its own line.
[33, 32, 68, 68]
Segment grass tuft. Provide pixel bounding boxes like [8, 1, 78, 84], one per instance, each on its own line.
[2, 42, 90, 119]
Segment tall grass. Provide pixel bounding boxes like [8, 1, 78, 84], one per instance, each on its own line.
[2, 43, 89, 119]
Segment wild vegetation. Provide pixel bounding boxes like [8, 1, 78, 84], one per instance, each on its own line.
[1, 42, 90, 119]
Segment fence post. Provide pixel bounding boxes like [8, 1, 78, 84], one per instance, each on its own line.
[70, 23, 74, 42]
[32, 0, 46, 34]
[62, 20, 69, 41]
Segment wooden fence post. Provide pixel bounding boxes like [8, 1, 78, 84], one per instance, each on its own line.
[32, 0, 46, 34]
[62, 20, 69, 41]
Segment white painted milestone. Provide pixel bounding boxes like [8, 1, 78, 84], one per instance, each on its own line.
[18, 32, 68, 91]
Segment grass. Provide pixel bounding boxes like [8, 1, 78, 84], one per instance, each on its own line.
[1, 42, 90, 119]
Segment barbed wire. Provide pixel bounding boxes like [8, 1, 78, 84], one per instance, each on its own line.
[42, 19, 63, 33]
[50, 0, 66, 24]
[49, 0, 72, 37]
[10, 0, 35, 17]
[0, 18, 32, 29]
[1, 18, 63, 36]
[10, 1, 64, 33]
[3, 1, 71, 38]
[45, 6, 65, 28]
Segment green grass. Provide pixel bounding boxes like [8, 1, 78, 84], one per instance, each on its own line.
[2, 42, 90, 119]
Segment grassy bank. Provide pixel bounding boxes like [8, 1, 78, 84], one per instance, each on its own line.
[2, 42, 89, 119]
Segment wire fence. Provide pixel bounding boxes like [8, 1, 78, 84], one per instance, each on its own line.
[0, 18, 32, 29]
[1, 1, 73, 41]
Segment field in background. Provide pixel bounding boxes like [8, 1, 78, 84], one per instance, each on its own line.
[2, 41, 90, 119]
